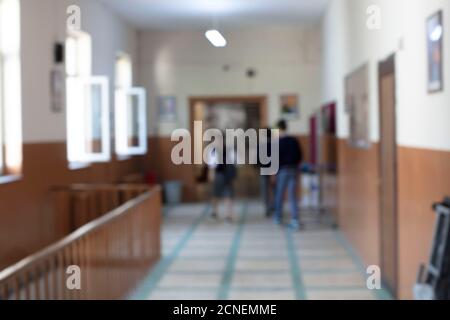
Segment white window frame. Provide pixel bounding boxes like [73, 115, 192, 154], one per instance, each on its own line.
[114, 53, 147, 157]
[66, 76, 110, 164]
[115, 87, 147, 156]
[66, 30, 111, 168]
[0, 0, 22, 182]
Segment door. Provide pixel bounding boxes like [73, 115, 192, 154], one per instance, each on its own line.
[189, 96, 267, 201]
[378, 55, 398, 296]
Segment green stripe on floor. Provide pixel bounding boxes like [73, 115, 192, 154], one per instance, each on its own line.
[217, 202, 248, 300]
[334, 232, 393, 300]
[128, 204, 211, 300]
[286, 229, 307, 300]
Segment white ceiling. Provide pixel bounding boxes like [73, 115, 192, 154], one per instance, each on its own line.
[101, 0, 330, 30]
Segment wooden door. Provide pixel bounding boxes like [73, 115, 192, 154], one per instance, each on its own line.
[379, 55, 398, 296]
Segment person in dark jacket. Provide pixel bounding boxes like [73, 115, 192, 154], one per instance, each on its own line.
[273, 120, 303, 230]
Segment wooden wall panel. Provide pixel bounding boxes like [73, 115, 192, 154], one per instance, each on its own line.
[298, 136, 309, 164]
[146, 137, 197, 202]
[337, 139, 450, 300]
[336, 139, 381, 267]
[320, 134, 338, 219]
[0, 142, 145, 270]
[397, 146, 450, 299]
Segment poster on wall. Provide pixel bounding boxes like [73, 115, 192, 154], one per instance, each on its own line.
[158, 96, 177, 122]
[427, 10, 443, 93]
[345, 64, 370, 149]
[280, 94, 299, 120]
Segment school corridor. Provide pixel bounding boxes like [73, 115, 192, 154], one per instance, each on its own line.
[0, 0, 449, 301]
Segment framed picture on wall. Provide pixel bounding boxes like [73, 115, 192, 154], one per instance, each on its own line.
[280, 94, 299, 120]
[345, 64, 370, 149]
[427, 10, 444, 93]
[158, 96, 177, 122]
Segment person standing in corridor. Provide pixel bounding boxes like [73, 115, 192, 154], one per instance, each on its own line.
[209, 136, 237, 223]
[273, 119, 303, 231]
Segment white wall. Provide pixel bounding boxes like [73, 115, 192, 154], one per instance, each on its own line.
[321, 0, 450, 151]
[321, 0, 349, 139]
[21, 0, 137, 143]
[137, 26, 322, 137]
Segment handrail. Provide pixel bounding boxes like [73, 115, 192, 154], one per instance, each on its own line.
[52, 183, 150, 191]
[0, 185, 162, 300]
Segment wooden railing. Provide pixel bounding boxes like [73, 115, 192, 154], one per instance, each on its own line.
[0, 186, 161, 300]
[53, 184, 150, 236]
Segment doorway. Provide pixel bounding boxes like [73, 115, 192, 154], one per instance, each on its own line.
[189, 96, 268, 201]
[378, 54, 398, 297]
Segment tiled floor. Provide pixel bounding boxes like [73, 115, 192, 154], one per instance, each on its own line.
[129, 202, 392, 300]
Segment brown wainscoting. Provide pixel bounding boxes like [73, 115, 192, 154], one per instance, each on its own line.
[0, 142, 145, 271]
[320, 134, 337, 166]
[320, 134, 338, 220]
[145, 135, 309, 203]
[146, 137, 198, 202]
[336, 139, 381, 267]
[298, 136, 310, 164]
[397, 146, 450, 299]
[336, 139, 450, 300]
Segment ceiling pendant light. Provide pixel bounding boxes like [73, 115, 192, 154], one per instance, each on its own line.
[205, 29, 227, 47]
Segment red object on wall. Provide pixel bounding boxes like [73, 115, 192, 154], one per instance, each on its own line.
[145, 172, 157, 185]
[321, 102, 336, 135]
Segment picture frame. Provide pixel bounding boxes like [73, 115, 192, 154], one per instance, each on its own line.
[427, 10, 444, 93]
[279, 94, 299, 120]
[158, 95, 177, 122]
[345, 64, 370, 149]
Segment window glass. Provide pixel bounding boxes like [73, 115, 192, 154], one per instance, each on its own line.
[114, 53, 147, 157]
[115, 87, 146, 156]
[115, 54, 132, 88]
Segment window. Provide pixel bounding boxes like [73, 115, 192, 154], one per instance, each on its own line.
[66, 31, 110, 167]
[115, 53, 132, 89]
[114, 53, 147, 157]
[0, 0, 22, 182]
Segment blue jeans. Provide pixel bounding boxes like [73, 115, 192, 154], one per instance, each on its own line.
[274, 168, 299, 223]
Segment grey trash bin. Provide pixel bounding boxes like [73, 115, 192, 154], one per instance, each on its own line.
[164, 181, 182, 205]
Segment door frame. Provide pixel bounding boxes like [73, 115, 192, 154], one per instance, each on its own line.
[378, 53, 398, 297]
